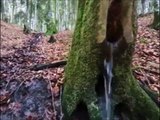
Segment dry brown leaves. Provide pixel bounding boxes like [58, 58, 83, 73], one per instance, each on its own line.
[0, 21, 72, 119]
[132, 14, 160, 94]
[0, 14, 159, 119]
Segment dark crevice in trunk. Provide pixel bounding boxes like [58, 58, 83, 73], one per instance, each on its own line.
[102, 0, 124, 63]
[107, 0, 123, 44]
[94, 1, 125, 119]
[70, 101, 90, 120]
[114, 102, 132, 120]
[95, 73, 105, 97]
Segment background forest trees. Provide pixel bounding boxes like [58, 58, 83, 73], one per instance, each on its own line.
[152, 0, 160, 29]
[1, 0, 159, 32]
[0, 0, 78, 32]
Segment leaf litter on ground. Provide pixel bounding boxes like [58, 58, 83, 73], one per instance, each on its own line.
[1, 20, 72, 120]
[0, 14, 159, 119]
[132, 14, 160, 94]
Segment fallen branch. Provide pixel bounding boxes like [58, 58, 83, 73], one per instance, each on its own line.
[29, 60, 67, 71]
[47, 79, 56, 113]
[132, 65, 159, 75]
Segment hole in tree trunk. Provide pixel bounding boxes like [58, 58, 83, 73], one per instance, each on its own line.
[96, 0, 124, 97]
[95, 0, 124, 119]
[114, 102, 131, 120]
[107, 0, 123, 43]
[95, 73, 105, 97]
[70, 101, 90, 120]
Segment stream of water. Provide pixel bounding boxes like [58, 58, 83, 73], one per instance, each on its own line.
[99, 42, 114, 120]
[104, 42, 113, 120]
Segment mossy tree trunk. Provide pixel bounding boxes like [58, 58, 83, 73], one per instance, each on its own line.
[62, 0, 159, 120]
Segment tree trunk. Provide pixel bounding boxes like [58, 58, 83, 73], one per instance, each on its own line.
[62, 0, 159, 120]
[152, 0, 160, 29]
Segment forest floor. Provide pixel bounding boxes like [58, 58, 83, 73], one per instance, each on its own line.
[0, 14, 159, 120]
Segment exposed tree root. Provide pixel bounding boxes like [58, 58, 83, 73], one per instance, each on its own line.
[139, 81, 160, 107]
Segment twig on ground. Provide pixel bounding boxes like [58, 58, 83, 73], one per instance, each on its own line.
[5, 80, 11, 89]
[13, 79, 27, 101]
[47, 79, 56, 115]
[29, 60, 67, 71]
[59, 85, 64, 120]
[132, 65, 159, 75]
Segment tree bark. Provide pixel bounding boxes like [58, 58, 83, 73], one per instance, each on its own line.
[152, 0, 160, 29]
[62, 0, 159, 120]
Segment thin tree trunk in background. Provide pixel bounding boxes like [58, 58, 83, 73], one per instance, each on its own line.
[152, 0, 160, 29]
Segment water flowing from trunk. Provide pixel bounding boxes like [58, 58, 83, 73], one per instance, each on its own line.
[104, 43, 113, 120]
[103, 42, 113, 120]
[98, 42, 115, 120]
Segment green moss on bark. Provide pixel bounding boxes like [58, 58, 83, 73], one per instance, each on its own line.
[112, 40, 159, 120]
[62, 0, 103, 119]
[62, 0, 159, 120]
[113, 65, 159, 120]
